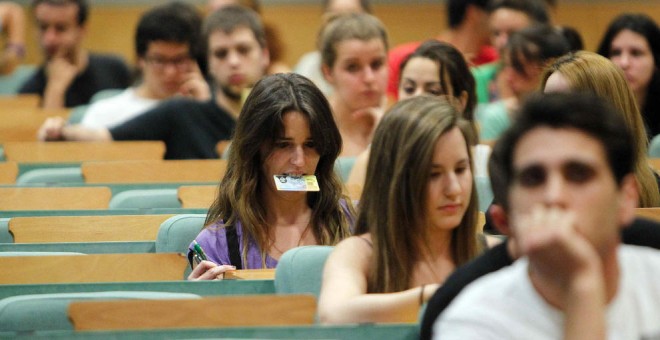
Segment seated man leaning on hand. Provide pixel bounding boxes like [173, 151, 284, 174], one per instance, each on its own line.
[434, 92, 660, 340]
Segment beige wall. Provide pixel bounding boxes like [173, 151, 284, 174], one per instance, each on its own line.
[21, 2, 660, 68]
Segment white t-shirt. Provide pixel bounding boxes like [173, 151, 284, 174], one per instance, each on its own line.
[81, 88, 159, 128]
[434, 245, 660, 340]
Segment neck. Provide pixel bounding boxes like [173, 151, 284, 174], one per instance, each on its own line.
[135, 82, 166, 100]
[330, 96, 379, 156]
[215, 89, 242, 119]
[529, 246, 620, 310]
[422, 227, 454, 260]
[634, 87, 648, 111]
[440, 26, 484, 59]
[262, 186, 311, 226]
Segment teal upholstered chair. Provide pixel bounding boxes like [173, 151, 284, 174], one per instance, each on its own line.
[109, 189, 181, 209]
[0, 65, 36, 94]
[649, 134, 660, 158]
[475, 176, 493, 213]
[274, 245, 334, 299]
[0, 291, 200, 333]
[155, 214, 207, 254]
[16, 167, 83, 186]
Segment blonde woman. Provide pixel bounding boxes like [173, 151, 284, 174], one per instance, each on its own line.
[542, 51, 660, 207]
[319, 96, 486, 323]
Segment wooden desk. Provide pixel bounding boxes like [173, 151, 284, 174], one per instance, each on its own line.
[2, 141, 165, 163]
[82, 159, 226, 184]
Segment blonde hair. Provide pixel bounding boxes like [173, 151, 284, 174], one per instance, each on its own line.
[355, 96, 481, 293]
[541, 51, 660, 207]
[319, 12, 388, 68]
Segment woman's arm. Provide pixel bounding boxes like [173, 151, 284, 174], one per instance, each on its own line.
[318, 236, 439, 324]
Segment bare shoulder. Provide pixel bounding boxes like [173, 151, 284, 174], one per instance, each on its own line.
[328, 235, 373, 266]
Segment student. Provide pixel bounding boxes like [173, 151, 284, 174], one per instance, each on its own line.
[187, 73, 354, 279]
[434, 92, 660, 339]
[473, 0, 550, 103]
[76, 2, 206, 128]
[542, 51, 660, 207]
[207, 0, 289, 75]
[318, 96, 489, 324]
[419, 94, 660, 340]
[597, 13, 660, 138]
[347, 40, 478, 187]
[20, 0, 131, 108]
[387, 0, 496, 102]
[38, 5, 269, 160]
[320, 12, 388, 157]
[478, 24, 569, 144]
[0, 1, 25, 75]
[294, 0, 371, 97]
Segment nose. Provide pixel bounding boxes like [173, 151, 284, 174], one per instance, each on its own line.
[363, 66, 375, 83]
[290, 146, 305, 167]
[443, 172, 463, 198]
[227, 50, 240, 67]
[42, 27, 58, 47]
[542, 173, 567, 208]
[620, 54, 630, 68]
[494, 33, 508, 52]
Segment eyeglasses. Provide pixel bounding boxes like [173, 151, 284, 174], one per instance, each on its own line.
[144, 55, 192, 71]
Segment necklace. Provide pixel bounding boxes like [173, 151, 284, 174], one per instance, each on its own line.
[270, 223, 311, 256]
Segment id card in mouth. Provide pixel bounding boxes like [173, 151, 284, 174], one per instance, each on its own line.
[274, 175, 320, 191]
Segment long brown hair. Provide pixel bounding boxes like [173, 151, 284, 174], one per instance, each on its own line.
[356, 96, 481, 293]
[205, 73, 354, 267]
[541, 51, 660, 207]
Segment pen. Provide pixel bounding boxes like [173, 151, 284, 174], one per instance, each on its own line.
[193, 240, 208, 262]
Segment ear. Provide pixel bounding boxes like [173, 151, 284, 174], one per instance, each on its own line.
[457, 90, 469, 113]
[618, 173, 639, 229]
[489, 204, 511, 236]
[261, 47, 271, 73]
[322, 63, 335, 85]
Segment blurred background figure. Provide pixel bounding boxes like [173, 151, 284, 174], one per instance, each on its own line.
[294, 0, 372, 97]
[0, 1, 25, 75]
[208, 0, 290, 75]
[598, 13, 660, 138]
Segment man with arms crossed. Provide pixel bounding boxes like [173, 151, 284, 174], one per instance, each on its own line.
[434, 93, 660, 339]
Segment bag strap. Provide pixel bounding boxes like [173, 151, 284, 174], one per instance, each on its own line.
[225, 225, 243, 269]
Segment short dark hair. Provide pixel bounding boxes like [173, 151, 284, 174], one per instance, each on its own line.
[203, 5, 266, 49]
[506, 24, 570, 77]
[135, 2, 202, 58]
[32, 0, 88, 25]
[487, 0, 550, 25]
[492, 92, 636, 209]
[447, 0, 490, 29]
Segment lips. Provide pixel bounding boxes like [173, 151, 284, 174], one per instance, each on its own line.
[229, 74, 245, 85]
[438, 204, 462, 214]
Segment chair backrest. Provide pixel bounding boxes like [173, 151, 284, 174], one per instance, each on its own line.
[0, 187, 111, 210]
[0, 108, 69, 142]
[82, 159, 226, 184]
[0, 291, 200, 333]
[2, 141, 165, 163]
[475, 176, 493, 213]
[155, 214, 207, 253]
[68, 294, 316, 331]
[0, 66, 37, 95]
[0, 161, 18, 184]
[15, 167, 83, 185]
[178, 185, 217, 209]
[274, 246, 334, 298]
[109, 189, 181, 209]
[0, 253, 189, 284]
[649, 135, 660, 158]
[8, 214, 175, 243]
[334, 156, 356, 183]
